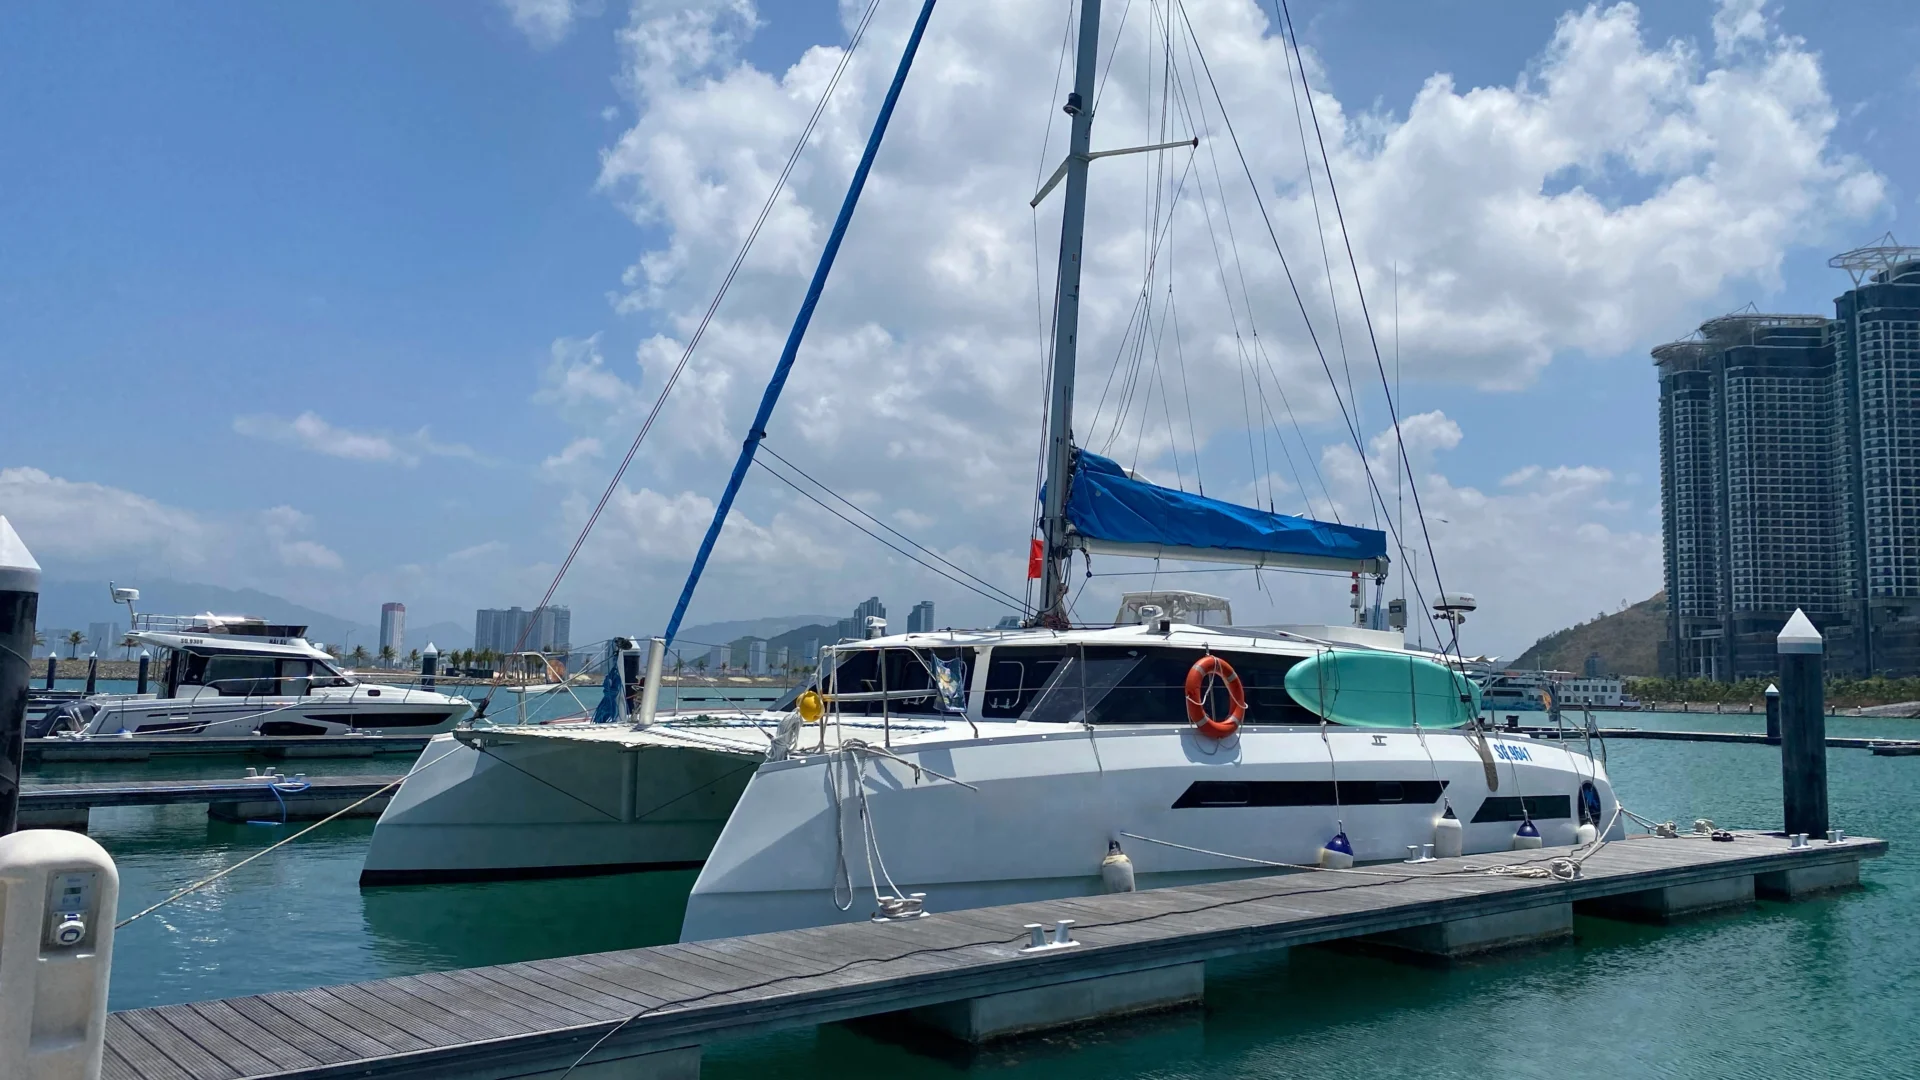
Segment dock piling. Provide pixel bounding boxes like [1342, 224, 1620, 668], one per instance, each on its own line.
[84, 652, 98, 695]
[420, 642, 437, 690]
[1764, 682, 1780, 744]
[43, 655, 55, 691]
[0, 516, 40, 837]
[1777, 609, 1828, 839]
[137, 650, 150, 695]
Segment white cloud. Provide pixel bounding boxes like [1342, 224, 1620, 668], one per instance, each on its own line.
[232, 412, 482, 468]
[500, 0, 580, 49]
[0, 467, 216, 569]
[543, 437, 605, 474]
[516, 0, 1870, 643]
[1322, 414, 1659, 657]
[0, 467, 354, 584]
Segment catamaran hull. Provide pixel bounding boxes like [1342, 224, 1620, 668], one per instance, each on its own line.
[679, 725, 1621, 942]
[359, 732, 759, 885]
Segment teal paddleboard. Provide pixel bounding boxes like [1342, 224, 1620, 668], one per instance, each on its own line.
[1283, 649, 1480, 728]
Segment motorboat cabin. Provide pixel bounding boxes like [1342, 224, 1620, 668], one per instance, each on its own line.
[36, 612, 473, 738]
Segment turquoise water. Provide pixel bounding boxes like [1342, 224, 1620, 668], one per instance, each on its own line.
[40, 711, 1920, 1077]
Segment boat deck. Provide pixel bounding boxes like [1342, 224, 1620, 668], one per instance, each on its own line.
[101, 831, 1882, 1079]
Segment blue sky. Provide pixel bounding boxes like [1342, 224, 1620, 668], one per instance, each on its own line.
[2, 0, 1913, 657]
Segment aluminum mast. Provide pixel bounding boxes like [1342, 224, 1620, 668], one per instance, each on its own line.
[1034, 0, 1102, 628]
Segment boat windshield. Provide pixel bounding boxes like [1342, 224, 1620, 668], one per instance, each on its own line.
[1005, 645, 1318, 725]
[824, 646, 973, 716]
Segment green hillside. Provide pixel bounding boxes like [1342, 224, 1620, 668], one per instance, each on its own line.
[1512, 592, 1666, 676]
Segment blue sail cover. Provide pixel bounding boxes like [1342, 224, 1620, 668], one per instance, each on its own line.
[1066, 450, 1387, 568]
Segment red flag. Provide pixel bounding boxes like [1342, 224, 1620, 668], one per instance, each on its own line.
[1027, 538, 1044, 579]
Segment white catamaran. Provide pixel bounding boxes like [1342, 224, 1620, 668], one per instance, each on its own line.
[360, 0, 1623, 941]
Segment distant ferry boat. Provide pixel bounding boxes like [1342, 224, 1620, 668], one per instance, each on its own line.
[1476, 671, 1553, 714]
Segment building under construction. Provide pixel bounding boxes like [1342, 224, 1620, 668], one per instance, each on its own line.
[1656, 235, 1920, 679]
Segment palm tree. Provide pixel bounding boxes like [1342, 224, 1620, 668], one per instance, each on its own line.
[378, 645, 397, 669]
[407, 648, 421, 669]
[349, 644, 370, 667]
[65, 630, 86, 659]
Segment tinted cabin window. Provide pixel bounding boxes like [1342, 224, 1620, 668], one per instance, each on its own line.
[982, 647, 1071, 718]
[202, 656, 279, 696]
[828, 647, 973, 716]
[1017, 647, 1314, 725]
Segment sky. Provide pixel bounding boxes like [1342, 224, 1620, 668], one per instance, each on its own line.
[1, 0, 1914, 660]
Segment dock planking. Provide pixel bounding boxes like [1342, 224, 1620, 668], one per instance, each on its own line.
[1521, 727, 1920, 752]
[101, 832, 1881, 1080]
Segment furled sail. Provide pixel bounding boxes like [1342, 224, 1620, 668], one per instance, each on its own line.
[1065, 449, 1389, 574]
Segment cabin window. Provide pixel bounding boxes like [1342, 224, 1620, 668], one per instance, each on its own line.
[1016, 647, 1314, 725]
[201, 655, 279, 696]
[826, 647, 973, 716]
[982, 647, 1071, 718]
[279, 659, 313, 695]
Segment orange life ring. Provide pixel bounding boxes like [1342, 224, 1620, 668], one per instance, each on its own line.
[1185, 655, 1245, 738]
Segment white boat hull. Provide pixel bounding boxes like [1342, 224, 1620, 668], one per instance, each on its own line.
[359, 729, 760, 885]
[679, 725, 1620, 941]
[72, 686, 472, 738]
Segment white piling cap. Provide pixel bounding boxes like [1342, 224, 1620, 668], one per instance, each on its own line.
[1765, 682, 1779, 696]
[423, 642, 438, 655]
[0, 516, 40, 594]
[1777, 609, 1824, 654]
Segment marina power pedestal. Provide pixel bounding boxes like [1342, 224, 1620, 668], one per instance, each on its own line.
[0, 830, 118, 1080]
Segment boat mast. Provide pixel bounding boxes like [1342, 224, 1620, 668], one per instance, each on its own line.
[1035, 0, 1102, 628]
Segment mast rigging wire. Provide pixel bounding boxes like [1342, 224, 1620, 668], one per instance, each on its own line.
[756, 444, 1030, 611]
[1271, 0, 1457, 653]
[1173, 0, 1454, 655]
[751, 457, 1027, 614]
[477, 0, 885, 716]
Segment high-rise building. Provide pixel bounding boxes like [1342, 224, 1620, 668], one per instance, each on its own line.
[748, 640, 767, 675]
[707, 644, 732, 670]
[773, 645, 790, 672]
[836, 596, 886, 639]
[1656, 237, 1920, 678]
[379, 603, 406, 664]
[87, 621, 122, 658]
[473, 605, 571, 655]
[907, 600, 935, 634]
[534, 606, 571, 655]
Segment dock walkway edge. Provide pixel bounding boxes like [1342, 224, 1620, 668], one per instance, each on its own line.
[100, 832, 1882, 1080]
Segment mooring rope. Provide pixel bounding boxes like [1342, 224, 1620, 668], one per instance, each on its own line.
[115, 742, 466, 929]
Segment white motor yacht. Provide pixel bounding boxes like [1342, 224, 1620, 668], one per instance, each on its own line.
[37, 612, 472, 738]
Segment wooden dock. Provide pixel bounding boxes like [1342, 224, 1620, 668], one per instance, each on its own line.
[1521, 727, 1920, 754]
[20, 775, 399, 828]
[25, 734, 432, 765]
[99, 831, 1881, 1079]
